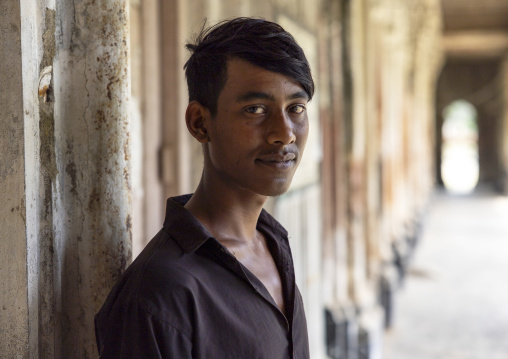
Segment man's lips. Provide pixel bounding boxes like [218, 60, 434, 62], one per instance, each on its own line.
[257, 152, 296, 162]
[256, 152, 297, 169]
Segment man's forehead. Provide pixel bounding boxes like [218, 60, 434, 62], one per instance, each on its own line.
[235, 90, 309, 103]
[224, 58, 307, 99]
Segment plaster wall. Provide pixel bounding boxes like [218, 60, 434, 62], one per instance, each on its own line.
[0, 1, 29, 356]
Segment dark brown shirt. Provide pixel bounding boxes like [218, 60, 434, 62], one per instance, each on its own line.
[95, 194, 309, 358]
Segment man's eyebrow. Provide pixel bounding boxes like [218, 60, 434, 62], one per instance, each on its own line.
[236, 90, 309, 103]
[287, 90, 309, 101]
[236, 92, 275, 103]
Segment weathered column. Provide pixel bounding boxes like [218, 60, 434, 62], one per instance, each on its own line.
[0, 1, 30, 356]
[53, 0, 132, 357]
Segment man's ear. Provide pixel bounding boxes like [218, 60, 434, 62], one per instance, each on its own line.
[185, 101, 211, 143]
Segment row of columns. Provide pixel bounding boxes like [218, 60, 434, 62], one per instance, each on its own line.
[1, 0, 447, 358]
[321, 0, 443, 358]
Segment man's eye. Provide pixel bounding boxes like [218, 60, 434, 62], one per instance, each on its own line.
[289, 105, 306, 114]
[245, 106, 265, 114]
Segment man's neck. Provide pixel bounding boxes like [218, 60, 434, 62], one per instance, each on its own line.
[185, 175, 287, 316]
[184, 178, 267, 245]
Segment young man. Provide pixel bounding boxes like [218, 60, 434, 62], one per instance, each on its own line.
[95, 17, 314, 358]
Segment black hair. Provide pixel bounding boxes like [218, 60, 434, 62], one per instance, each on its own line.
[183, 17, 315, 116]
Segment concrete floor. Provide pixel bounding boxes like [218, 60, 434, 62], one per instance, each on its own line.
[383, 188, 508, 359]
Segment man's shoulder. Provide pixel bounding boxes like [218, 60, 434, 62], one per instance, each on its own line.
[98, 228, 206, 320]
[137, 230, 208, 296]
[94, 230, 197, 351]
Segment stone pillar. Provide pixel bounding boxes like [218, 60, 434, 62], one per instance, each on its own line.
[0, 1, 30, 356]
[53, 0, 132, 357]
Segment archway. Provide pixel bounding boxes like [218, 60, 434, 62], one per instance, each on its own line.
[441, 99, 479, 193]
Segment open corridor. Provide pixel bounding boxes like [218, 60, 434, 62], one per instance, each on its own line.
[383, 188, 508, 359]
[4, 0, 508, 356]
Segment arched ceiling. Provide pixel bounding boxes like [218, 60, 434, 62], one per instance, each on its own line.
[441, 0, 508, 59]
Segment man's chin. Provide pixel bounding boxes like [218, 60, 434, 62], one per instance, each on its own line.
[260, 182, 293, 197]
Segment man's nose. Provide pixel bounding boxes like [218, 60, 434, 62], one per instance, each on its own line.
[266, 111, 296, 145]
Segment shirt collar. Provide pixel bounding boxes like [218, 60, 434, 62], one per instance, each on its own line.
[163, 194, 288, 254]
[163, 194, 213, 253]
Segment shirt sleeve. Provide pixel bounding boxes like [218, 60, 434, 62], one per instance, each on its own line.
[96, 303, 192, 359]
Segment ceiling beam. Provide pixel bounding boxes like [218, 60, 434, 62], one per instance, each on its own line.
[442, 31, 508, 59]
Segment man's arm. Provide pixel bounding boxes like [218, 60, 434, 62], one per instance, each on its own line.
[95, 303, 192, 358]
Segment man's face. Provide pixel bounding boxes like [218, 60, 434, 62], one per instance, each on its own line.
[203, 58, 309, 197]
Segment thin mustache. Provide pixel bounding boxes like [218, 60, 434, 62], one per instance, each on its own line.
[257, 152, 296, 162]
